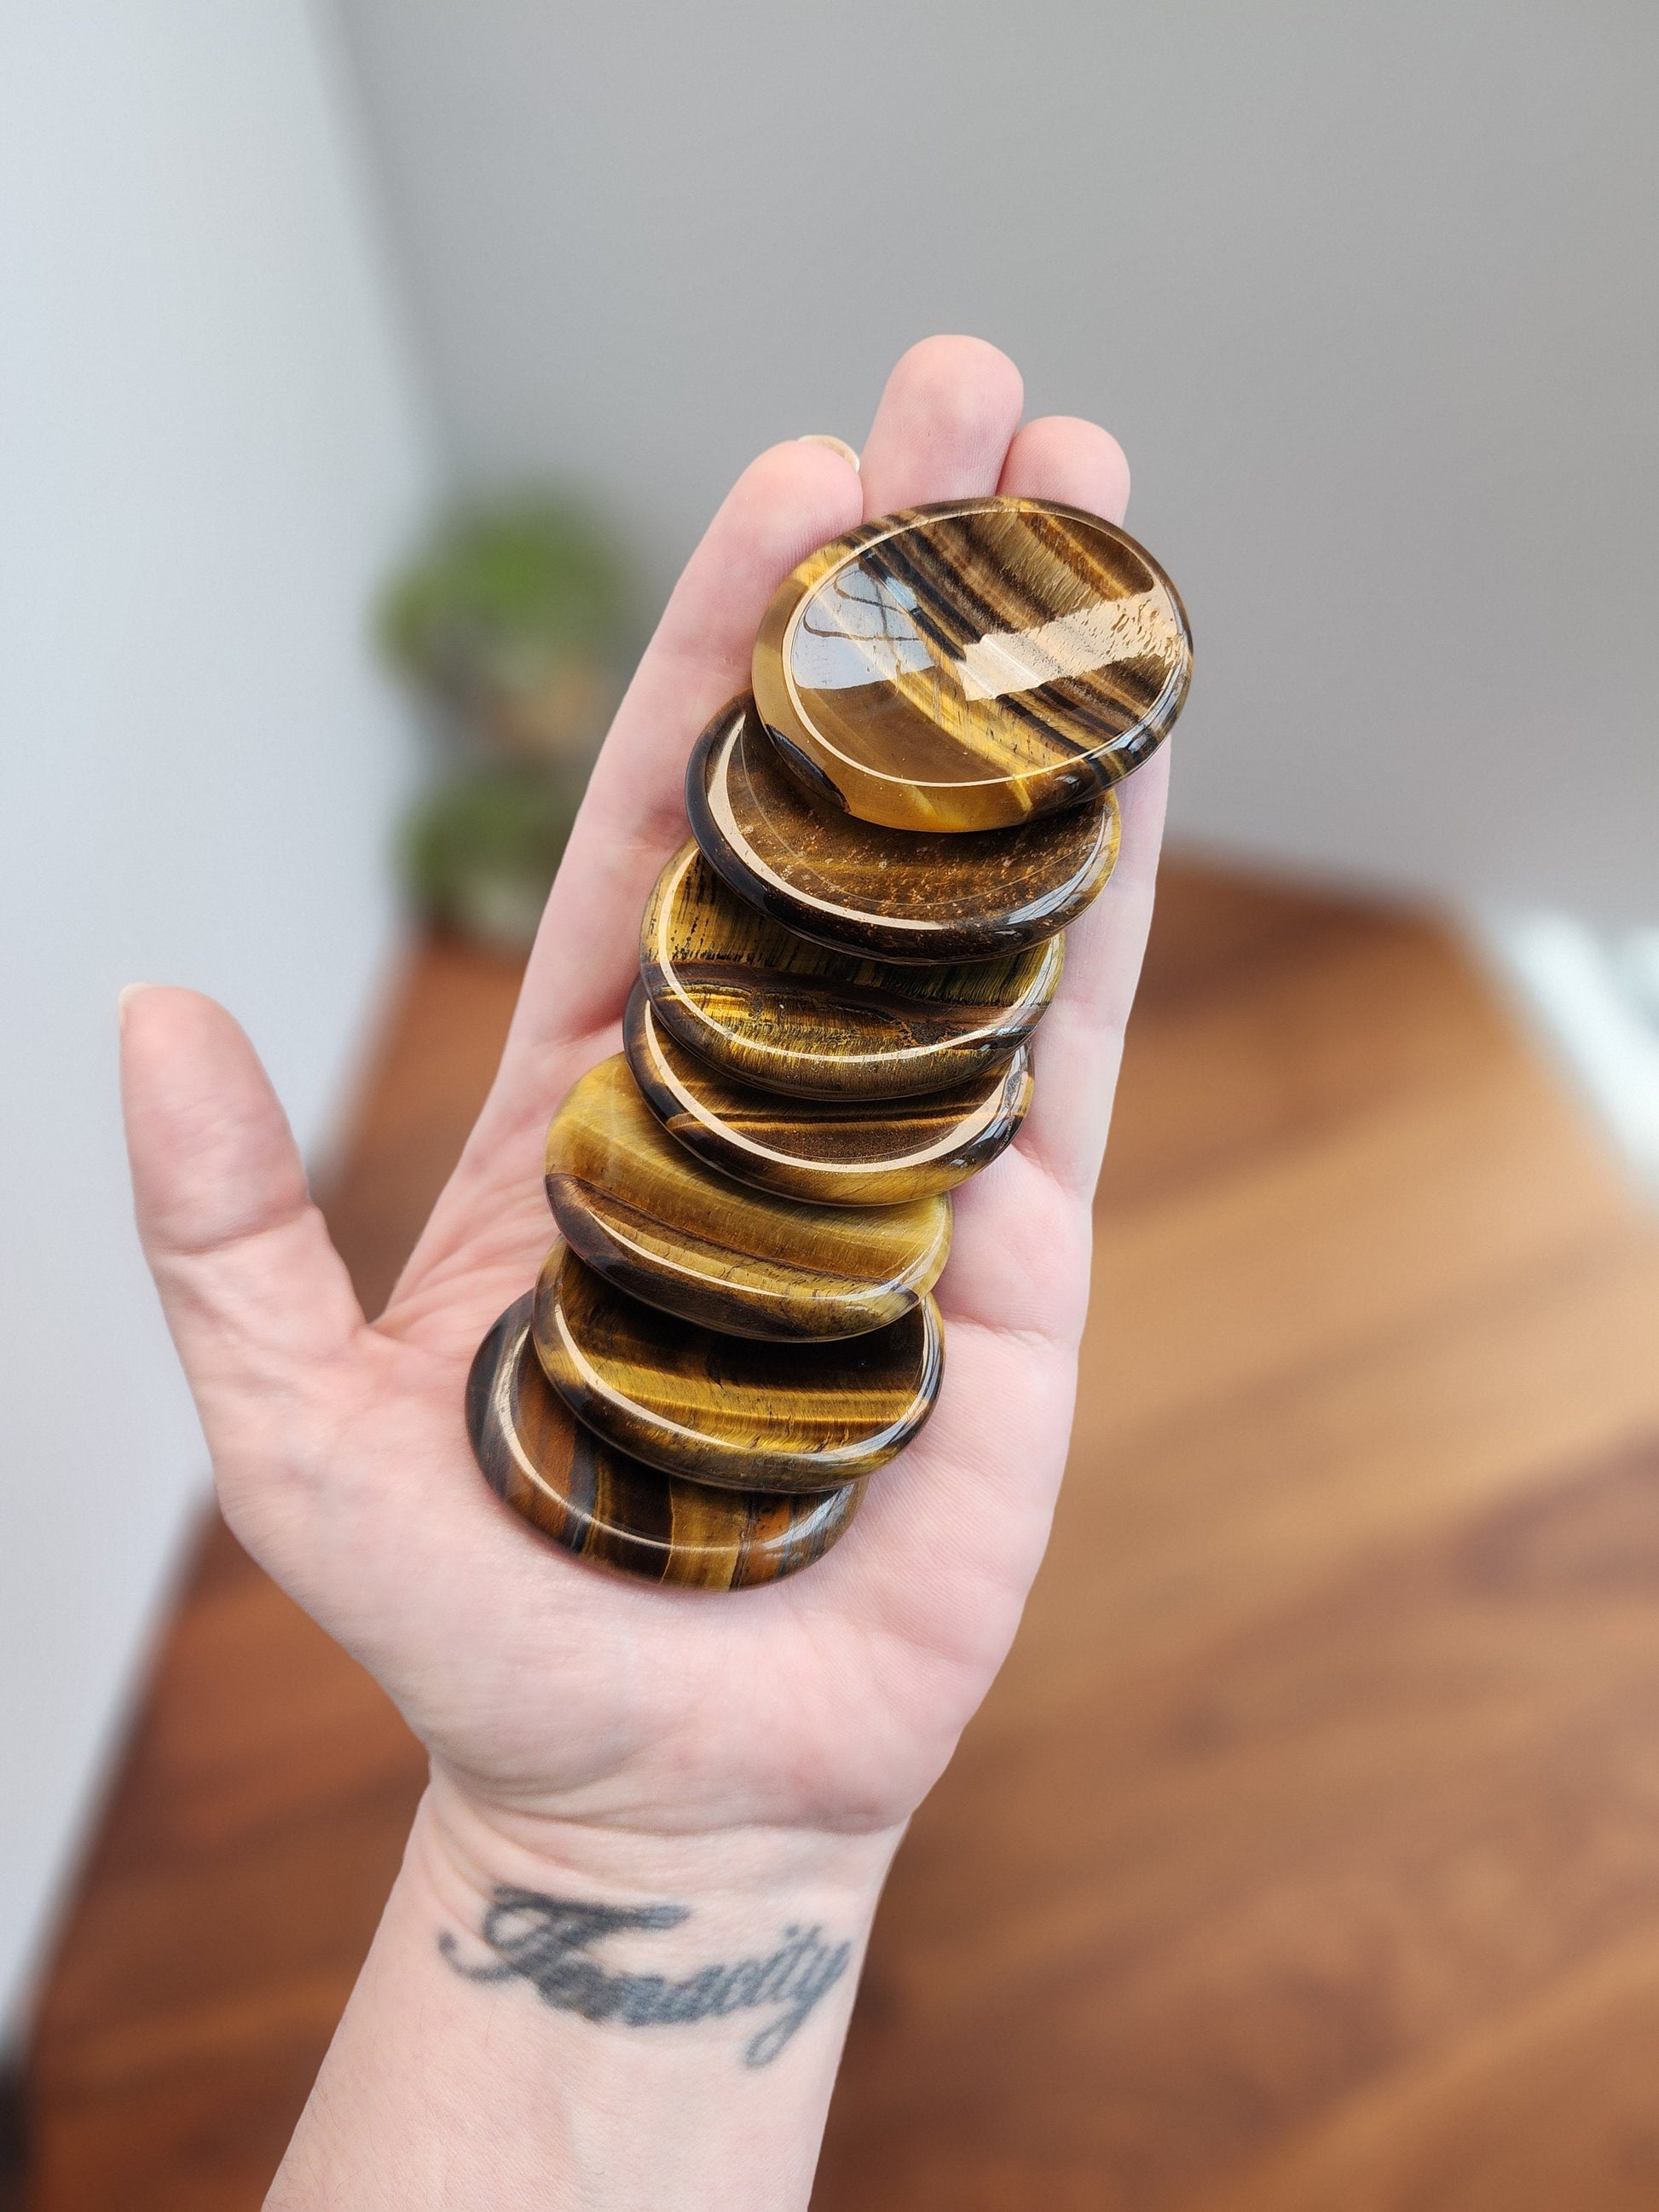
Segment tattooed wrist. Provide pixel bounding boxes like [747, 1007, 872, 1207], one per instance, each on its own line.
[439, 1886, 856, 2067]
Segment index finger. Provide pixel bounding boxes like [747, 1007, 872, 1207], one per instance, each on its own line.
[497, 440, 864, 1089]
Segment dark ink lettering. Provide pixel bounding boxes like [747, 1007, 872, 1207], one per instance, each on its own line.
[439, 1888, 855, 2068]
[744, 1939, 853, 2066]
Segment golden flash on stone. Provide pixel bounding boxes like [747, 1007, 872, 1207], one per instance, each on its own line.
[753, 497, 1190, 832]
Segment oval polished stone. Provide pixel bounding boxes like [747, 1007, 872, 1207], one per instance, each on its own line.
[626, 984, 1032, 1206]
[532, 1239, 942, 1493]
[752, 497, 1192, 832]
[687, 693, 1120, 962]
[639, 840, 1063, 1100]
[468, 1296, 860, 1589]
[544, 1054, 951, 1339]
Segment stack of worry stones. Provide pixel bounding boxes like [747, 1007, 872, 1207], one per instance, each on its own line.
[467, 495, 1192, 1591]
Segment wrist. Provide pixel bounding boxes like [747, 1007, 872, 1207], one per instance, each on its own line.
[417, 1764, 905, 1912]
[407, 1775, 901, 2076]
[271, 1779, 898, 2209]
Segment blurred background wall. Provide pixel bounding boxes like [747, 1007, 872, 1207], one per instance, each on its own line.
[332, 0, 1658, 925]
[0, 3, 432, 2031]
[5, 0, 1656, 2070]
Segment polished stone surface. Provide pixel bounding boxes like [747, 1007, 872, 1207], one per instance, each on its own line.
[532, 1238, 942, 1492]
[544, 1053, 951, 1338]
[626, 985, 1032, 1206]
[753, 497, 1191, 831]
[687, 692, 1119, 962]
[639, 840, 1062, 1100]
[468, 1296, 860, 1588]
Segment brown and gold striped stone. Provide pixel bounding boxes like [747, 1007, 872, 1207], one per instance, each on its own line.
[687, 692, 1119, 962]
[465, 495, 1192, 1585]
[753, 498, 1191, 832]
[467, 1296, 860, 1588]
[625, 985, 1032, 1206]
[544, 1053, 951, 1338]
[639, 840, 1062, 1100]
[531, 1239, 942, 1492]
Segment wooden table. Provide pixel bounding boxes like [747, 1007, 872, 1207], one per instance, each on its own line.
[24, 861, 1659, 2210]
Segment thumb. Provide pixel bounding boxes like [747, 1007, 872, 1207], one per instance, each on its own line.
[120, 986, 366, 1470]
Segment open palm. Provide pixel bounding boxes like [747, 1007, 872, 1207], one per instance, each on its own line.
[122, 337, 1167, 1876]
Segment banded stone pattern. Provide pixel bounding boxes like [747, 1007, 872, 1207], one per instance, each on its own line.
[533, 1238, 942, 1493]
[467, 1298, 861, 1590]
[624, 986, 1033, 1207]
[688, 692, 1119, 962]
[752, 499, 1191, 831]
[465, 495, 1191, 1586]
[639, 840, 1063, 1100]
[544, 1053, 951, 1338]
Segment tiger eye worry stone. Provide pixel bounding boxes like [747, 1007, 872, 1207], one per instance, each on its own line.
[640, 840, 1063, 1100]
[688, 693, 1119, 962]
[626, 985, 1032, 1206]
[753, 498, 1192, 832]
[532, 1238, 942, 1492]
[468, 1296, 861, 1588]
[544, 1054, 951, 1339]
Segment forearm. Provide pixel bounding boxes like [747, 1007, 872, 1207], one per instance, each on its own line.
[268, 1782, 901, 2211]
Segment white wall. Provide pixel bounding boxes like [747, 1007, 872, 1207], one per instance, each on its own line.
[0, 3, 433, 2028]
[332, 0, 1658, 926]
[1, 0, 1650, 2047]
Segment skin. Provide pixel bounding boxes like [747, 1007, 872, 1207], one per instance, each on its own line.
[121, 336, 1165, 2209]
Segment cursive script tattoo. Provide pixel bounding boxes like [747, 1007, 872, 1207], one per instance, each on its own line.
[438, 1888, 854, 2067]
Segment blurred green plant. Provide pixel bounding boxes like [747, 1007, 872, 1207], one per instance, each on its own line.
[379, 493, 633, 949]
[399, 759, 589, 954]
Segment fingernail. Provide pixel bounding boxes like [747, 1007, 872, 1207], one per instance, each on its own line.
[799, 433, 860, 471]
[118, 982, 159, 1025]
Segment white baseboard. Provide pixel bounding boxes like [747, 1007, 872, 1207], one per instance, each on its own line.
[1471, 908, 1659, 1203]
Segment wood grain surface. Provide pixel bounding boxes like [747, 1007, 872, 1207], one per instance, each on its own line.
[545, 1051, 951, 1336]
[468, 1292, 860, 1586]
[752, 499, 1191, 831]
[688, 691, 1119, 961]
[22, 867, 1659, 2211]
[640, 840, 1061, 1099]
[531, 1236, 943, 1492]
[625, 986, 1032, 1206]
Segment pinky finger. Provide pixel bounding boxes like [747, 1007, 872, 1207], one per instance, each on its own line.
[995, 416, 1171, 1201]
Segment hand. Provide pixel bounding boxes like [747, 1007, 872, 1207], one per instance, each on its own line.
[121, 336, 1165, 2207]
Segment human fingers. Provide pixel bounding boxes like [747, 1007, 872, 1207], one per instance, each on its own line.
[905, 415, 1162, 1345]
[1012, 749, 1168, 1200]
[793, 408, 1161, 1635]
[490, 438, 866, 1095]
[855, 332, 1025, 517]
[413, 343, 1029, 1281]
[992, 412, 1167, 1202]
[502, 328, 1027, 1087]
[119, 985, 367, 1518]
